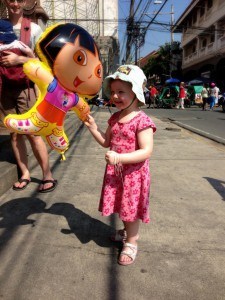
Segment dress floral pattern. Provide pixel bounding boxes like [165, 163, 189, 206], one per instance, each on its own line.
[99, 110, 156, 223]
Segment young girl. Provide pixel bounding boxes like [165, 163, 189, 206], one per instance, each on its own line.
[85, 65, 156, 266]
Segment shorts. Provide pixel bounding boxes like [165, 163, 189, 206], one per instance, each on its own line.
[0, 85, 36, 128]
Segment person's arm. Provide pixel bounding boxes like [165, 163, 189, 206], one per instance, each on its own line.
[84, 114, 111, 148]
[105, 127, 154, 165]
[17, 41, 35, 58]
[0, 50, 31, 66]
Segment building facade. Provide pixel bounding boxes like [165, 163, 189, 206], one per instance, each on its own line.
[40, 0, 119, 77]
[173, 0, 225, 86]
[0, 0, 119, 78]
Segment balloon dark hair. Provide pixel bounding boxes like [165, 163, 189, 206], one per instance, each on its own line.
[37, 23, 99, 68]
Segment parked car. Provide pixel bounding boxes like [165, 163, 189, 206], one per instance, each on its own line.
[222, 101, 225, 112]
[218, 93, 225, 112]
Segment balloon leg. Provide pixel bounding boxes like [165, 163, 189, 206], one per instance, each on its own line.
[4, 112, 48, 134]
[46, 127, 69, 152]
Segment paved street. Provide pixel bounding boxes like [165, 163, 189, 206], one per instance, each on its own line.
[0, 106, 225, 299]
[144, 106, 225, 145]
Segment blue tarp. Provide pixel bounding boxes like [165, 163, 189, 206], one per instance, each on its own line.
[165, 78, 180, 84]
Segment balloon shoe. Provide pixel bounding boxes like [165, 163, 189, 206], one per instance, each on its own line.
[4, 112, 48, 134]
[46, 127, 69, 152]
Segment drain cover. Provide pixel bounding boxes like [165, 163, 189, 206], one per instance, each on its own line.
[165, 127, 181, 131]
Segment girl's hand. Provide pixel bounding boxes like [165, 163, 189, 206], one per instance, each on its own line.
[105, 150, 120, 165]
[84, 114, 97, 130]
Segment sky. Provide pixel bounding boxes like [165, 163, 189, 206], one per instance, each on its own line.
[118, 0, 192, 62]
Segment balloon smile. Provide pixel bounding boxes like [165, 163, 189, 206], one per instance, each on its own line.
[74, 77, 84, 87]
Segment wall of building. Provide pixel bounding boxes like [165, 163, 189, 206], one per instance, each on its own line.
[174, 0, 225, 84]
[40, 0, 119, 78]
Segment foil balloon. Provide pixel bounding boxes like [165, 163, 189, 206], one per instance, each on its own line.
[4, 23, 103, 159]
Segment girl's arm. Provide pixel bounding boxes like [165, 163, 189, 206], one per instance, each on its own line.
[84, 114, 111, 148]
[106, 127, 154, 165]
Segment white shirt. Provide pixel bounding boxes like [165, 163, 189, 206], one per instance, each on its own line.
[13, 22, 42, 50]
[0, 40, 29, 52]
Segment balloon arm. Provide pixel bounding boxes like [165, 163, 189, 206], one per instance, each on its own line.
[71, 96, 90, 122]
[23, 59, 54, 87]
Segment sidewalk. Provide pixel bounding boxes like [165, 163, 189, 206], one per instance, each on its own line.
[0, 106, 225, 299]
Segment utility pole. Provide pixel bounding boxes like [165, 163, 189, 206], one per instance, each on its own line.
[125, 0, 135, 63]
[133, 23, 141, 65]
[170, 4, 174, 44]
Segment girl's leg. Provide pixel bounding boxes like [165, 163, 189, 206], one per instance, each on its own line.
[119, 219, 139, 264]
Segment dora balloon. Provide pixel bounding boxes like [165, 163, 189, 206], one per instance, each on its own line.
[4, 23, 103, 159]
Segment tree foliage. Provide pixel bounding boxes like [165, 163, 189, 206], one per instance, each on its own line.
[143, 41, 182, 82]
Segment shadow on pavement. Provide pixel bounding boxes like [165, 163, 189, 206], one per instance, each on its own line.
[45, 202, 115, 247]
[204, 177, 225, 201]
[0, 198, 116, 252]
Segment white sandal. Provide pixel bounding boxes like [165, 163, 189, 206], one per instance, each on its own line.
[118, 242, 137, 266]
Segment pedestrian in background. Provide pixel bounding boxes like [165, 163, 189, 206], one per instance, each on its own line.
[201, 83, 209, 111]
[148, 84, 158, 108]
[144, 86, 150, 107]
[176, 81, 186, 109]
[209, 82, 217, 110]
[214, 84, 220, 106]
[85, 65, 156, 266]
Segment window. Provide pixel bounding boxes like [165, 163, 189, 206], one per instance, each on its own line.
[207, 0, 213, 10]
[202, 39, 207, 47]
[193, 11, 197, 24]
[192, 45, 196, 53]
[210, 34, 215, 43]
[200, 5, 205, 17]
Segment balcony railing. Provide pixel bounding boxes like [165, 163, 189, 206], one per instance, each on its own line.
[183, 41, 222, 67]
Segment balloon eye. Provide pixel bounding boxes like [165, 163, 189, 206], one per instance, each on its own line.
[95, 64, 102, 78]
[73, 50, 87, 66]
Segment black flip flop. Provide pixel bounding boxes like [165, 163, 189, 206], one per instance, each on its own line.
[39, 179, 58, 193]
[13, 179, 31, 191]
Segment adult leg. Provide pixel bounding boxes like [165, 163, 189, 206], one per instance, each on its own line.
[119, 219, 139, 264]
[27, 135, 56, 191]
[181, 98, 185, 109]
[11, 132, 31, 188]
[210, 96, 215, 110]
[147, 97, 152, 108]
[176, 98, 181, 109]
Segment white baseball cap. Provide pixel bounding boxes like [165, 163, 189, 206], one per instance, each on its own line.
[103, 65, 147, 105]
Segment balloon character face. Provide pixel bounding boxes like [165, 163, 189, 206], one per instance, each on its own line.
[54, 38, 102, 95]
[4, 23, 103, 159]
[37, 23, 103, 96]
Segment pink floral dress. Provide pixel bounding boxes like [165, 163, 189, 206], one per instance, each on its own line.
[99, 110, 156, 223]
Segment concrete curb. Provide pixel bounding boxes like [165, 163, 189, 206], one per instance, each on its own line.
[171, 120, 225, 146]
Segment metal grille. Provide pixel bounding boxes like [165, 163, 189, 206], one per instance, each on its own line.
[40, 0, 100, 36]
